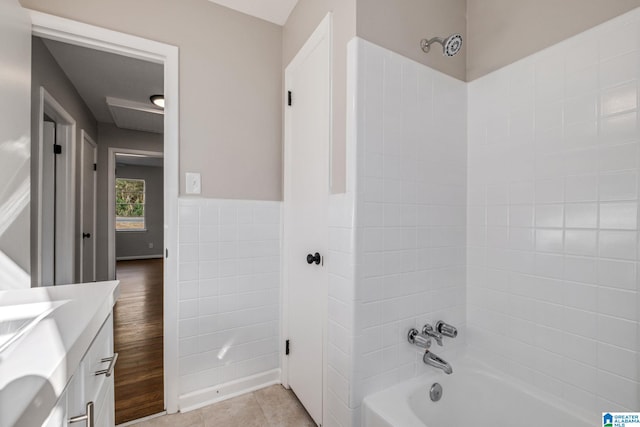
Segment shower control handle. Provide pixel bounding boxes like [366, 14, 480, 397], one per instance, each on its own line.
[306, 252, 321, 265]
[435, 321, 458, 338]
[408, 328, 432, 349]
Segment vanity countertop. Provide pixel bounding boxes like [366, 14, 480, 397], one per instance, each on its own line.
[0, 281, 120, 427]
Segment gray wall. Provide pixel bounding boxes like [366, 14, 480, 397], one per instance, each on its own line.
[0, 0, 31, 289]
[115, 164, 163, 260]
[283, 0, 356, 194]
[467, 0, 640, 80]
[31, 36, 98, 284]
[96, 123, 163, 279]
[22, 0, 283, 201]
[356, 0, 467, 81]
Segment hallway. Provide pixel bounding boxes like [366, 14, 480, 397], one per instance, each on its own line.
[114, 259, 164, 424]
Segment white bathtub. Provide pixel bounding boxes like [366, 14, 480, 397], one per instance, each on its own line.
[362, 356, 593, 427]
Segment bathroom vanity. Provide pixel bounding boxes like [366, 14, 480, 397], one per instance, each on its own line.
[0, 281, 120, 427]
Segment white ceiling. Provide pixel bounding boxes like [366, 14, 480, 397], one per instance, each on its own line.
[116, 154, 164, 168]
[207, 0, 298, 25]
[41, 38, 164, 130]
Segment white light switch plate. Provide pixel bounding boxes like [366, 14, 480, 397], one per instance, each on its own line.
[185, 172, 201, 194]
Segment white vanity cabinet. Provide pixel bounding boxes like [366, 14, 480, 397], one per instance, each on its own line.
[42, 314, 116, 427]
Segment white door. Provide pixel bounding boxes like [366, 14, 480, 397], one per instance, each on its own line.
[0, 0, 31, 289]
[80, 132, 97, 282]
[284, 14, 331, 425]
[41, 121, 56, 286]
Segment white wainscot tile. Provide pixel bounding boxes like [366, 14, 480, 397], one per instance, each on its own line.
[600, 82, 637, 117]
[535, 204, 564, 228]
[597, 259, 636, 291]
[565, 203, 598, 229]
[565, 230, 597, 256]
[597, 287, 637, 321]
[599, 230, 637, 260]
[598, 143, 638, 173]
[599, 202, 638, 230]
[600, 50, 638, 88]
[565, 175, 598, 202]
[599, 172, 638, 201]
[600, 112, 638, 145]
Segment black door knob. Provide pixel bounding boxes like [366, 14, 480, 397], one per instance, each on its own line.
[83, 232, 91, 239]
[306, 252, 321, 265]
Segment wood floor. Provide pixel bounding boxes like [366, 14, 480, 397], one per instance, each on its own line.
[114, 259, 164, 425]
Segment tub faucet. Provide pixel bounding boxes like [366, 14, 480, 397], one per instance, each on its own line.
[423, 351, 453, 374]
[422, 323, 443, 346]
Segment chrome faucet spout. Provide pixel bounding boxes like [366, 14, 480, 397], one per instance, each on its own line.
[423, 351, 453, 374]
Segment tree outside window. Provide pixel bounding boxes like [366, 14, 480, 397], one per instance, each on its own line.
[116, 178, 145, 231]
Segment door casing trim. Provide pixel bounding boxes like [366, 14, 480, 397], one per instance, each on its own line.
[30, 9, 180, 413]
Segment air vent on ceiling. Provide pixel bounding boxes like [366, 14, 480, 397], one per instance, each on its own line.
[106, 96, 164, 134]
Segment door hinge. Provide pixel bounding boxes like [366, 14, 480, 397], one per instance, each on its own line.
[53, 144, 62, 154]
[93, 163, 97, 171]
[165, 248, 168, 258]
[287, 91, 292, 106]
[285, 339, 290, 355]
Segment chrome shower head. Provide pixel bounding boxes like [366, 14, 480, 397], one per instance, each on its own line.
[420, 33, 463, 57]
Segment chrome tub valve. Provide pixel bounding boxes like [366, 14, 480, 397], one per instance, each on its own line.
[435, 321, 458, 338]
[407, 328, 432, 349]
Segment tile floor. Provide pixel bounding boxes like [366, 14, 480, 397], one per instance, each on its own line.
[131, 385, 316, 427]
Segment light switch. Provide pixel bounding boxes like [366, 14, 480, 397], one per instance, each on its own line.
[186, 172, 201, 194]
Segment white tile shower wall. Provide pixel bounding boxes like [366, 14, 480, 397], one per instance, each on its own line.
[177, 198, 281, 397]
[331, 39, 468, 426]
[467, 10, 640, 416]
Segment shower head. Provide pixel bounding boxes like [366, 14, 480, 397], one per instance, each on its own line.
[420, 33, 463, 57]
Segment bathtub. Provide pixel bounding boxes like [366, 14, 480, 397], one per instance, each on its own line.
[362, 356, 593, 427]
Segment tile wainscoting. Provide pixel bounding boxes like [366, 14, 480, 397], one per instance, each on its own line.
[177, 198, 282, 409]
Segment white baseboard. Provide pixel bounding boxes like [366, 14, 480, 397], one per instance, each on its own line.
[179, 369, 281, 413]
[116, 254, 164, 261]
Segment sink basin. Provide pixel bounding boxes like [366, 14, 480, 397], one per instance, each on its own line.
[0, 301, 67, 352]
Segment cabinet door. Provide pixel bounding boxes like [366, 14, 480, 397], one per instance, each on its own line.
[94, 375, 115, 427]
[66, 368, 85, 426]
[41, 387, 68, 427]
[82, 313, 115, 426]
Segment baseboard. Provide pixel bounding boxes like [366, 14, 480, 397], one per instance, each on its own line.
[179, 369, 281, 413]
[116, 254, 164, 261]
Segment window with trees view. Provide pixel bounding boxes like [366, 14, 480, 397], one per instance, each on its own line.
[116, 178, 145, 231]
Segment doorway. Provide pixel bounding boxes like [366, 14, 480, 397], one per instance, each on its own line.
[283, 13, 332, 426]
[112, 149, 165, 423]
[30, 10, 180, 417]
[36, 89, 76, 286]
[79, 130, 97, 282]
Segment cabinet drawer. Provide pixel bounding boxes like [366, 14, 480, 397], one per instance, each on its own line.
[82, 314, 115, 405]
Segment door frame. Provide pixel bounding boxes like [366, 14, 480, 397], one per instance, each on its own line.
[108, 147, 163, 270]
[79, 129, 97, 282]
[36, 87, 76, 286]
[29, 10, 180, 413]
[282, 12, 332, 422]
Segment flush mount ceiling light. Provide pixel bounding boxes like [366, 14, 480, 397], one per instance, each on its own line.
[150, 94, 164, 108]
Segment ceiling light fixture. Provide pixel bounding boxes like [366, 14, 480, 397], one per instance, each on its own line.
[150, 94, 164, 108]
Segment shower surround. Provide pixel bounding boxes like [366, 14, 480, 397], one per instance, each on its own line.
[326, 38, 468, 426]
[467, 9, 640, 414]
[328, 10, 639, 426]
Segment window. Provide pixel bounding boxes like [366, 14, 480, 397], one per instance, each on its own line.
[115, 178, 145, 231]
